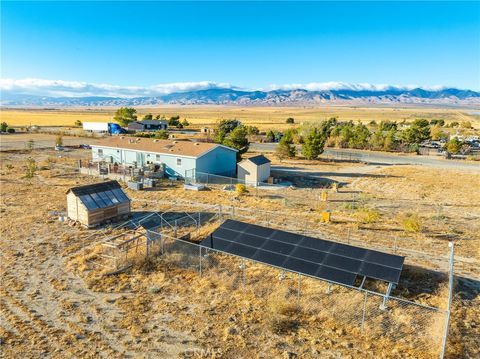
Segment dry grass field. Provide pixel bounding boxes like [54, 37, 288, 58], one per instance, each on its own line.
[0, 147, 479, 358]
[1, 106, 479, 130]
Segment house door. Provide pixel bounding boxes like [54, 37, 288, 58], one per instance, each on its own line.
[136, 152, 145, 166]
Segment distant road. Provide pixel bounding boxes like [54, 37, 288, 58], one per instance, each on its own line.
[0, 133, 103, 151]
[250, 142, 480, 172]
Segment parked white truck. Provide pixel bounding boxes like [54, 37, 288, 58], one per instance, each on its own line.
[82, 122, 125, 134]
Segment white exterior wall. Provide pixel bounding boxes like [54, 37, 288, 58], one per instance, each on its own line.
[256, 163, 271, 183]
[83, 122, 109, 132]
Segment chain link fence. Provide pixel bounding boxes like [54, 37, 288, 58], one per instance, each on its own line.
[146, 231, 448, 358]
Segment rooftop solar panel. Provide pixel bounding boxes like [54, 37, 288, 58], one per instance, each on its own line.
[201, 219, 405, 286]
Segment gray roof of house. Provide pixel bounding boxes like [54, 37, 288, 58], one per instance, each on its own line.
[245, 155, 271, 166]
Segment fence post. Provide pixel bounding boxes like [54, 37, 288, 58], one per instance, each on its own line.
[297, 273, 301, 301]
[361, 291, 368, 330]
[199, 246, 202, 277]
[440, 242, 455, 359]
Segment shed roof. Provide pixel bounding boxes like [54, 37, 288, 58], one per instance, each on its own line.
[67, 180, 130, 210]
[242, 155, 271, 166]
[92, 137, 236, 158]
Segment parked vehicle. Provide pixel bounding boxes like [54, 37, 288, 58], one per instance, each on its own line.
[82, 122, 126, 134]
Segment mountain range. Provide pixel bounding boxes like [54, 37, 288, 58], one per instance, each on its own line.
[1, 87, 479, 107]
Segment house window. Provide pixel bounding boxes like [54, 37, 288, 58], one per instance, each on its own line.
[156, 155, 161, 161]
[177, 158, 182, 166]
[98, 149, 103, 156]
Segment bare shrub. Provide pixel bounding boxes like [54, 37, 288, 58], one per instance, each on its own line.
[24, 158, 37, 179]
[355, 207, 380, 224]
[235, 183, 247, 196]
[402, 213, 423, 233]
[269, 316, 299, 334]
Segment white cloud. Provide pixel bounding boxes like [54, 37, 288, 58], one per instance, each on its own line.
[264, 82, 447, 92]
[0, 78, 451, 98]
[0, 78, 233, 98]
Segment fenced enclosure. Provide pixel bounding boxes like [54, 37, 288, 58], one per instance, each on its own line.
[78, 198, 456, 357]
[140, 221, 450, 358]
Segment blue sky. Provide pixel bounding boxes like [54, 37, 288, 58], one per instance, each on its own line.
[1, 1, 479, 95]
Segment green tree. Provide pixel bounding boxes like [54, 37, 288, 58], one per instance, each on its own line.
[446, 137, 462, 154]
[143, 113, 153, 120]
[114, 107, 137, 127]
[0, 122, 8, 132]
[168, 115, 181, 127]
[302, 128, 326, 160]
[276, 137, 296, 160]
[286, 117, 295, 124]
[379, 120, 398, 132]
[349, 123, 370, 149]
[74, 120, 83, 127]
[216, 119, 241, 134]
[181, 119, 190, 127]
[223, 126, 249, 155]
[245, 126, 259, 135]
[265, 130, 276, 142]
[154, 130, 169, 139]
[369, 130, 385, 150]
[383, 129, 398, 151]
[401, 119, 431, 144]
[430, 119, 445, 127]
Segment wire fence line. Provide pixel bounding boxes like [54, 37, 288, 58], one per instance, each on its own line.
[132, 198, 479, 276]
[145, 225, 450, 358]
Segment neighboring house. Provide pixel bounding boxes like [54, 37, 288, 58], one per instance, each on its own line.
[237, 155, 271, 186]
[127, 120, 168, 132]
[66, 180, 131, 228]
[90, 137, 237, 177]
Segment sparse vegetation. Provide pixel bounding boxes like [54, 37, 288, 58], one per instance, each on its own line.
[154, 130, 169, 139]
[55, 134, 63, 146]
[402, 213, 423, 233]
[235, 183, 247, 196]
[355, 207, 381, 224]
[24, 158, 37, 178]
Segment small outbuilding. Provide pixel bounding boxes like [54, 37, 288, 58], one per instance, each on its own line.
[237, 155, 271, 186]
[66, 180, 131, 228]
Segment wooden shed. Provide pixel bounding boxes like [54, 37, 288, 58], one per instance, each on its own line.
[66, 180, 131, 228]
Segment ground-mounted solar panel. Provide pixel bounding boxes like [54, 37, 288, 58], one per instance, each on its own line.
[201, 219, 405, 286]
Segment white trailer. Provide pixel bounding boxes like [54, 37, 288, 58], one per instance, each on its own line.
[83, 122, 110, 133]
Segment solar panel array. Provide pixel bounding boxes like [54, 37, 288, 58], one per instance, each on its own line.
[200, 219, 405, 286]
[71, 181, 130, 210]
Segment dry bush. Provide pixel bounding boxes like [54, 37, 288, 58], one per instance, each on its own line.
[268, 297, 301, 316]
[402, 213, 423, 233]
[269, 316, 300, 334]
[235, 183, 247, 196]
[355, 207, 381, 224]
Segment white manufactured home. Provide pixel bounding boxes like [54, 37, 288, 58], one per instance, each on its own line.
[90, 137, 238, 178]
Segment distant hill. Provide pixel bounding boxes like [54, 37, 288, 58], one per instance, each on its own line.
[1, 87, 479, 107]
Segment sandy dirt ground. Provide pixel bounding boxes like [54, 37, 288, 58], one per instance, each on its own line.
[0, 148, 479, 358]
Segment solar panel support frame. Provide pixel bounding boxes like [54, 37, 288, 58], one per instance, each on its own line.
[380, 282, 395, 310]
